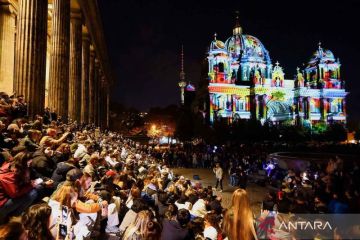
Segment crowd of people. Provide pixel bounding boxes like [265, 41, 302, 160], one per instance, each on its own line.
[1, 91, 360, 240]
[0, 91, 264, 240]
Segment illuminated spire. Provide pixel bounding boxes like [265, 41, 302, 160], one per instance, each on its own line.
[180, 45, 185, 82]
[178, 45, 186, 105]
[214, 32, 217, 40]
[233, 11, 242, 35]
[235, 11, 240, 27]
[317, 41, 324, 57]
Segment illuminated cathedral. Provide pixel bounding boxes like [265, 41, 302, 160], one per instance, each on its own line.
[207, 17, 348, 127]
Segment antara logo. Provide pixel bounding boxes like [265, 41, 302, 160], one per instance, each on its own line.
[279, 221, 333, 231]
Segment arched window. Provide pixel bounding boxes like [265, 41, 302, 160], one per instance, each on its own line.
[218, 62, 224, 73]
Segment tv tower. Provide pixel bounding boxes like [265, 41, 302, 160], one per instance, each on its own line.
[178, 45, 186, 105]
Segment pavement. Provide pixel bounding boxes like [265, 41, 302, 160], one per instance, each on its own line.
[172, 168, 267, 215]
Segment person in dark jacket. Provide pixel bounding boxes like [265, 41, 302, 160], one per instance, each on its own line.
[161, 208, 191, 240]
[31, 147, 57, 179]
[12, 129, 41, 155]
[51, 156, 78, 188]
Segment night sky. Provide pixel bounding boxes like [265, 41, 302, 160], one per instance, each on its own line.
[99, 0, 360, 122]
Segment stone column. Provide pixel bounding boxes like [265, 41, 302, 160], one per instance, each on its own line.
[14, 0, 48, 117]
[68, 10, 82, 122]
[98, 74, 104, 128]
[48, 0, 70, 120]
[101, 79, 109, 129]
[0, 2, 16, 94]
[106, 82, 110, 129]
[93, 58, 100, 125]
[88, 46, 95, 123]
[81, 31, 90, 123]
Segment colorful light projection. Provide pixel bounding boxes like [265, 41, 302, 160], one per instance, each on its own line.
[207, 22, 348, 126]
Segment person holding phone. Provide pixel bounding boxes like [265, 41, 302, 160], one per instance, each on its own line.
[48, 183, 78, 239]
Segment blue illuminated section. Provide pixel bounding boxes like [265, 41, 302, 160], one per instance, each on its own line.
[186, 83, 196, 92]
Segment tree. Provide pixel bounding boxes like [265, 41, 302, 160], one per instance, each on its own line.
[174, 108, 194, 141]
[324, 123, 347, 142]
[355, 128, 360, 142]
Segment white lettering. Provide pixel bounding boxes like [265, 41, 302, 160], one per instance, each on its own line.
[288, 221, 297, 230]
[279, 221, 288, 230]
[324, 222, 332, 230]
[305, 222, 314, 230]
[314, 221, 322, 229]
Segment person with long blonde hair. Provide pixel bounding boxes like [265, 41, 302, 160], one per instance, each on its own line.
[122, 210, 155, 240]
[48, 182, 78, 239]
[222, 188, 257, 240]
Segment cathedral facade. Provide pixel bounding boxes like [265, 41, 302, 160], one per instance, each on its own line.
[207, 19, 348, 127]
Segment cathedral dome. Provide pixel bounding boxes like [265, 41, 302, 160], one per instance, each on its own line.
[309, 43, 336, 65]
[209, 33, 226, 52]
[225, 34, 270, 63]
[210, 39, 226, 52]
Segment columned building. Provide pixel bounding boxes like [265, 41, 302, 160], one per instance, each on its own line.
[206, 17, 348, 127]
[0, 0, 112, 129]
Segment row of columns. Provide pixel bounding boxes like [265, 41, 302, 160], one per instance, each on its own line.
[0, 0, 110, 128]
[0, 2, 16, 95]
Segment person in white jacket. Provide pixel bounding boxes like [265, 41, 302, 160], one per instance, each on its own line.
[213, 163, 223, 192]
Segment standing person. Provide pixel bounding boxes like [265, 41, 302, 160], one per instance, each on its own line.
[213, 163, 223, 192]
[192, 153, 198, 168]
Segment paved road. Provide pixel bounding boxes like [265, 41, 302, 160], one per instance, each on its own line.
[172, 168, 267, 214]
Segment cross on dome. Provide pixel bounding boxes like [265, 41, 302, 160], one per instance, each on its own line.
[318, 41, 322, 49]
